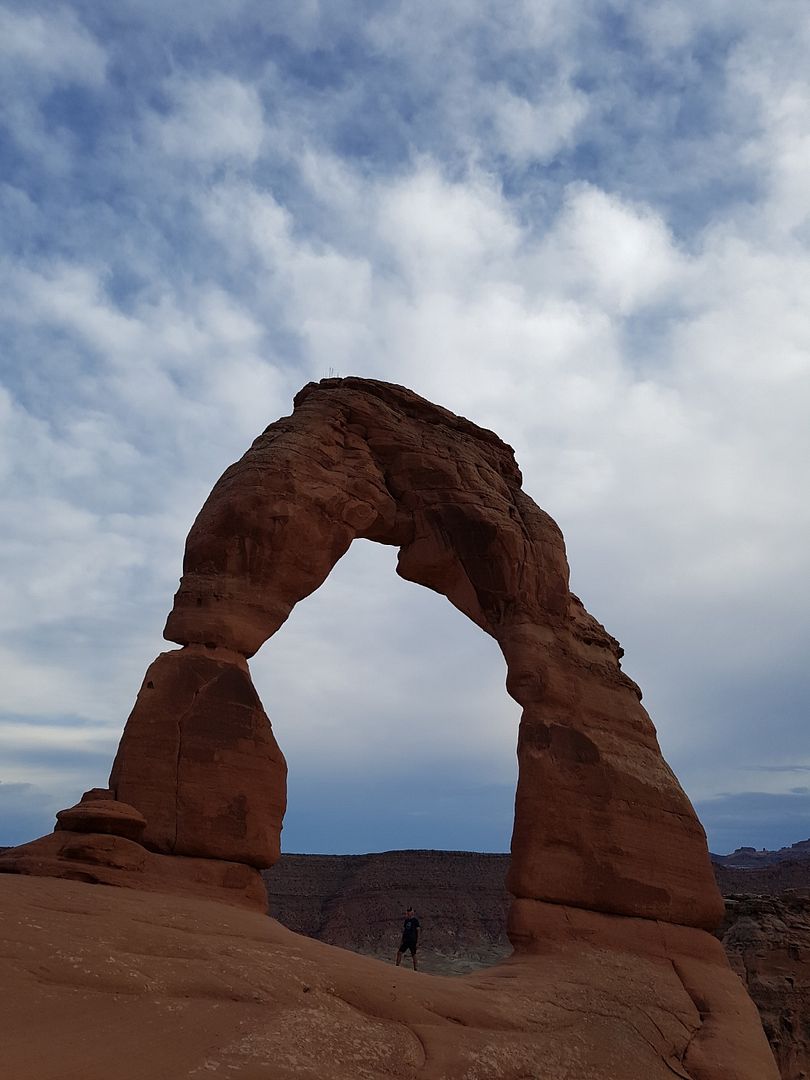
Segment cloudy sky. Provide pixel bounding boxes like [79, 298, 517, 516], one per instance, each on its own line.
[1, 1, 809, 857]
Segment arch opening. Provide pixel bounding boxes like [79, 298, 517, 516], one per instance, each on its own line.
[252, 537, 520, 855]
[256, 539, 520, 974]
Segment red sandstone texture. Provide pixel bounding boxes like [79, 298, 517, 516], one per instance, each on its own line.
[1, 829, 267, 910]
[141, 376, 720, 930]
[55, 789, 146, 840]
[110, 647, 286, 867]
[266, 849, 808, 1077]
[0, 876, 779, 1080]
[0, 378, 778, 1078]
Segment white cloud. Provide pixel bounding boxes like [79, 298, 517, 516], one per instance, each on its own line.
[378, 168, 521, 289]
[0, 6, 106, 172]
[486, 81, 588, 166]
[148, 74, 265, 165]
[730, 62, 810, 235]
[0, 718, 119, 753]
[252, 541, 521, 777]
[2, 0, 810, 853]
[544, 184, 688, 314]
[7, 262, 142, 357]
[0, 6, 106, 85]
[0, 646, 109, 721]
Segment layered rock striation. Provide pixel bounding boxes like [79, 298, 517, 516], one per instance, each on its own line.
[721, 895, 810, 1080]
[265, 851, 513, 974]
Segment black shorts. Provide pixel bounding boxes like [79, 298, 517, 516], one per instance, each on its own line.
[399, 937, 418, 955]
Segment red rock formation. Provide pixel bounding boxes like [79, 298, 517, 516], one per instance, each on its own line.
[119, 377, 719, 930]
[1, 828, 267, 910]
[0, 876, 780, 1080]
[0, 378, 778, 1078]
[264, 849, 807, 1077]
[55, 789, 146, 841]
[110, 647, 286, 867]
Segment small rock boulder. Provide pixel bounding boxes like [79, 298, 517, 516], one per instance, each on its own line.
[55, 793, 147, 842]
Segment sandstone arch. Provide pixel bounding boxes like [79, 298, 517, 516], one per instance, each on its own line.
[2, 377, 780, 1079]
[109, 377, 723, 933]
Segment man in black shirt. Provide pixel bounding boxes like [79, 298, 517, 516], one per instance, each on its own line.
[396, 906, 420, 970]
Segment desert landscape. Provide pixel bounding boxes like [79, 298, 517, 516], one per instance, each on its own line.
[0, 379, 783, 1078]
[5, 5, 810, 1078]
[2, 840, 806, 1077]
[268, 848, 810, 1078]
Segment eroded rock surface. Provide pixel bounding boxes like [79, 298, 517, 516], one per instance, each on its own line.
[0, 876, 779, 1080]
[268, 849, 808, 1077]
[0, 829, 267, 910]
[110, 647, 286, 868]
[116, 377, 721, 931]
[0, 378, 778, 1078]
[55, 791, 146, 841]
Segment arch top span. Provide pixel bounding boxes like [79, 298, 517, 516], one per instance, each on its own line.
[111, 377, 723, 933]
[165, 376, 571, 658]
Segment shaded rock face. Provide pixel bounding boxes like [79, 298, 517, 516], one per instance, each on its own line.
[721, 896, 810, 1080]
[716, 861, 810, 897]
[264, 851, 513, 975]
[114, 376, 721, 931]
[110, 648, 286, 868]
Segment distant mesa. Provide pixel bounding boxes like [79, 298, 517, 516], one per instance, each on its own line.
[713, 840, 810, 868]
[0, 378, 778, 1078]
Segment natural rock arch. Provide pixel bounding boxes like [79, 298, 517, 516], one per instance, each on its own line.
[2, 377, 781, 1078]
[109, 377, 723, 936]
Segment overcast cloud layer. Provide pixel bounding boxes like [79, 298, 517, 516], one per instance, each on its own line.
[1, 1, 809, 855]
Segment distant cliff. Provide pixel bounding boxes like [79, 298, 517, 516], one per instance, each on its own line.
[720, 895, 810, 1080]
[264, 850, 511, 974]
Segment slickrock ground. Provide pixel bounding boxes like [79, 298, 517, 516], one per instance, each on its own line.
[266, 850, 810, 1078]
[0, 873, 772, 1080]
[0, 381, 780, 1078]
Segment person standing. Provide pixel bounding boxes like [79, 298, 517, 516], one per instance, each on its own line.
[396, 906, 420, 970]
